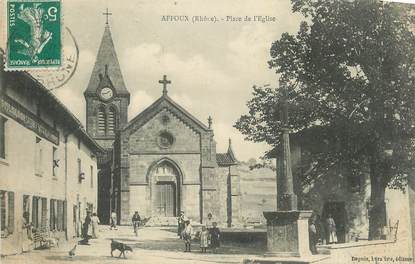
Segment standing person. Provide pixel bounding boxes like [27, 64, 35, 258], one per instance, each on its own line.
[210, 222, 221, 254]
[90, 213, 100, 239]
[132, 211, 141, 236]
[205, 213, 214, 230]
[200, 225, 209, 253]
[326, 214, 337, 244]
[80, 211, 91, 245]
[21, 212, 32, 252]
[309, 217, 318, 254]
[110, 211, 117, 230]
[316, 214, 326, 245]
[182, 220, 193, 252]
[177, 211, 185, 238]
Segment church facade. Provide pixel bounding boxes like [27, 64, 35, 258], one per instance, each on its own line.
[85, 24, 240, 226]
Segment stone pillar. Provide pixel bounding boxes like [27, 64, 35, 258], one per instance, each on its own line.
[263, 84, 312, 258]
[277, 128, 298, 211]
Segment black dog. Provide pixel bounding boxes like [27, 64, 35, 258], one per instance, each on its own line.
[111, 239, 133, 258]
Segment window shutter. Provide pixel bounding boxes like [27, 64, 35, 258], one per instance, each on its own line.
[7, 192, 14, 234]
[54, 200, 58, 230]
[63, 200, 67, 231]
[108, 107, 116, 134]
[41, 198, 47, 229]
[0, 191, 5, 231]
[32, 197, 37, 228]
[50, 199, 54, 230]
[98, 107, 106, 135]
[57, 201, 62, 231]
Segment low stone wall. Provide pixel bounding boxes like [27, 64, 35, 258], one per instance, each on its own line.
[317, 240, 413, 264]
[221, 228, 267, 244]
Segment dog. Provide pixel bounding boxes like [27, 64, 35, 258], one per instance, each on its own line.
[110, 239, 133, 258]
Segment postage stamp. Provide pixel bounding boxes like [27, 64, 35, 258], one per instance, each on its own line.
[5, 0, 62, 70]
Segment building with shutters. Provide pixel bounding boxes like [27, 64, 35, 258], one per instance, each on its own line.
[0, 53, 102, 255]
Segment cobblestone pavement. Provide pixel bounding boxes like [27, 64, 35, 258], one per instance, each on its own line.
[1, 225, 266, 264]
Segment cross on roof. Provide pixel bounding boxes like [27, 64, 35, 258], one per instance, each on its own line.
[102, 8, 112, 25]
[159, 75, 171, 96]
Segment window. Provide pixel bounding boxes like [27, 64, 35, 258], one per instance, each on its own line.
[32, 196, 47, 230]
[35, 137, 43, 176]
[0, 116, 6, 159]
[53, 147, 58, 176]
[90, 165, 94, 188]
[108, 107, 116, 134]
[50, 199, 65, 231]
[0, 191, 14, 237]
[97, 106, 106, 135]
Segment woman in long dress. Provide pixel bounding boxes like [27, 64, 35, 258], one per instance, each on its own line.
[21, 212, 32, 252]
[90, 213, 100, 238]
[326, 214, 337, 244]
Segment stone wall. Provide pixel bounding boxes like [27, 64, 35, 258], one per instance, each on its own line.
[118, 108, 217, 224]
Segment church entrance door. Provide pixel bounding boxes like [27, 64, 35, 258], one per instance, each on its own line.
[151, 160, 181, 217]
[154, 182, 176, 217]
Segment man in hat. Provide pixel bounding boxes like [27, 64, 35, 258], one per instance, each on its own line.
[177, 211, 186, 238]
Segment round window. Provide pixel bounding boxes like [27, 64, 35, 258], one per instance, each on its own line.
[158, 131, 174, 149]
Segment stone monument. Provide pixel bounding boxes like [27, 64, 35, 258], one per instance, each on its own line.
[263, 83, 313, 257]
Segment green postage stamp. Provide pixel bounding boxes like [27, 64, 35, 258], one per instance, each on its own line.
[6, 0, 62, 70]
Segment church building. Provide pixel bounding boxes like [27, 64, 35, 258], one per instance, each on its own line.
[84, 23, 240, 226]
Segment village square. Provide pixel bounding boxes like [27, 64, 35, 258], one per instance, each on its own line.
[1, 0, 415, 263]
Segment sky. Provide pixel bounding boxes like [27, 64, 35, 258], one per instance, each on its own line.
[49, 0, 304, 161]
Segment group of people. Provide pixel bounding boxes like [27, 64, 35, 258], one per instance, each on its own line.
[309, 214, 338, 254]
[79, 211, 101, 244]
[177, 212, 221, 253]
[20, 210, 101, 250]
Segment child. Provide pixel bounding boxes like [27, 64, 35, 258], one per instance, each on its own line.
[200, 225, 209, 253]
[182, 220, 193, 252]
[110, 211, 117, 230]
[210, 222, 221, 253]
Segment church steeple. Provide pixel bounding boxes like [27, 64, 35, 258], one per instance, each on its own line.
[84, 23, 130, 98]
[84, 20, 130, 149]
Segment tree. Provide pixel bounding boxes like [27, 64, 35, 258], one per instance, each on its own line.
[235, 0, 415, 240]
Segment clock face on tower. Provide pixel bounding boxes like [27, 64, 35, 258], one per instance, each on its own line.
[99, 87, 113, 101]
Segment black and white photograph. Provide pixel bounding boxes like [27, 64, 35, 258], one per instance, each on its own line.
[1, 0, 415, 263]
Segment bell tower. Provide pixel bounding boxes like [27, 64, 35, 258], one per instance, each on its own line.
[84, 20, 130, 149]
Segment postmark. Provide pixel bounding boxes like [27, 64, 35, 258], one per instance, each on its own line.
[6, 0, 62, 70]
[27, 26, 79, 90]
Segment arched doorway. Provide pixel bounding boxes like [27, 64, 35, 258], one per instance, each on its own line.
[150, 160, 181, 217]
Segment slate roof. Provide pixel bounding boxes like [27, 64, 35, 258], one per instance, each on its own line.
[216, 139, 239, 167]
[84, 25, 129, 96]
